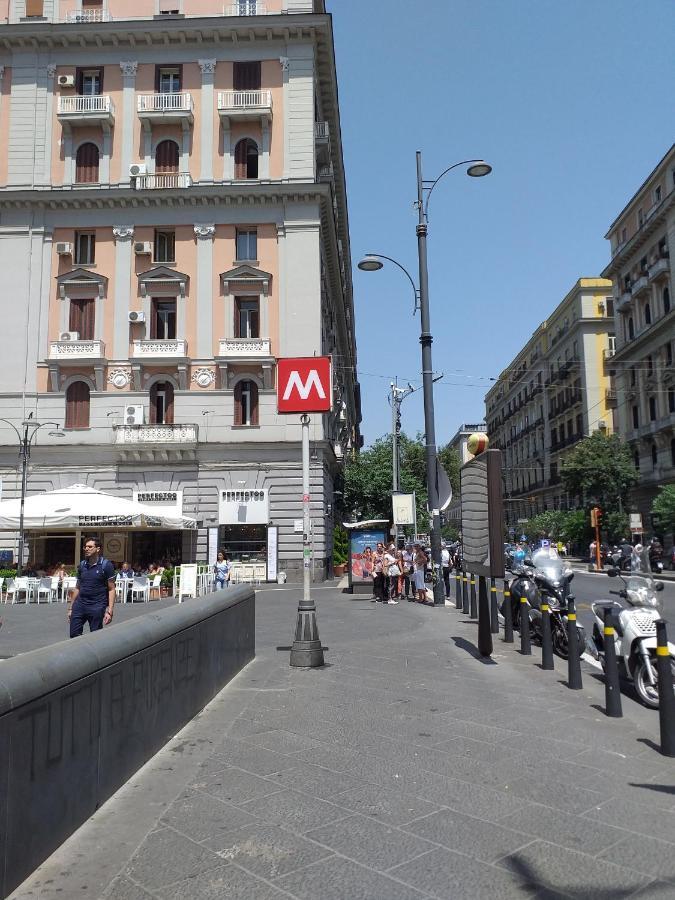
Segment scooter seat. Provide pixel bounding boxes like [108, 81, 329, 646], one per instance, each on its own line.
[592, 601, 624, 638]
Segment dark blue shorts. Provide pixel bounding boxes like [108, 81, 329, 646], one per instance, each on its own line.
[69, 599, 107, 638]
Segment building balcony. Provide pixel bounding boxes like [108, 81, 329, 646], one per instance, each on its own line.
[132, 339, 187, 359]
[648, 257, 670, 282]
[64, 8, 111, 22]
[49, 339, 105, 360]
[132, 173, 192, 190]
[605, 388, 618, 409]
[223, 1, 267, 13]
[631, 273, 650, 297]
[137, 93, 193, 126]
[57, 95, 114, 129]
[217, 337, 271, 359]
[616, 289, 632, 311]
[314, 120, 331, 165]
[603, 347, 616, 361]
[317, 164, 334, 183]
[114, 423, 198, 463]
[217, 90, 272, 125]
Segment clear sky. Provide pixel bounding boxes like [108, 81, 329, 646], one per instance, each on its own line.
[329, 0, 675, 447]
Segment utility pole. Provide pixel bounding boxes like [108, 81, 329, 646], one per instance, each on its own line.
[390, 380, 416, 546]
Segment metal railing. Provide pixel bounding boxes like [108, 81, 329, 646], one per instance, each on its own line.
[137, 92, 193, 113]
[314, 121, 330, 139]
[132, 173, 192, 190]
[65, 8, 111, 21]
[57, 95, 113, 114]
[223, 1, 267, 13]
[217, 89, 272, 110]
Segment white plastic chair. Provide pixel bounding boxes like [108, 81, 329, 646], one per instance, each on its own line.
[37, 577, 54, 604]
[49, 575, 60, 602]
[130, 576, 149, 603]
[62, 576, 78, 601]
[7, 576, 28, 604]
[0, 576, 4, 603]
[149, 574, 162, 600]
[5, 578, 16, 604]
[253, 564, 266, 585]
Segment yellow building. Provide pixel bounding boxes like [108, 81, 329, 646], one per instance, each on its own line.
[485, 278, 615, 528]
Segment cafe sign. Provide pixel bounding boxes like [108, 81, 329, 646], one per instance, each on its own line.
[219, 488, 269, 525]
[133, 489, 183, 515]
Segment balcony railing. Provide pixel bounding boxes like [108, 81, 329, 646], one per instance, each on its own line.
[65, 8, 111, 21]
[314, 121, 330, 140]
[49, 339, 105, 359]
[616, 290, 632, 310]
[631, 273, 649, 297]
[57, 95, 114, 123]
[133, 173, 192, 190]
[603, 347, 616, 360]
[137, 93, 193, 115]
[114, 424, 198, 446]
[223, 1, 267, 13]
[218, 90, 272, 111]
[218, 338, 271, 358]
[132, 339, 187, 358]
[648, 257, 670, 281]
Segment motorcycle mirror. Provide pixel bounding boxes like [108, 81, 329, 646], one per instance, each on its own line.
[566, 571, 575, 583]
[655, 582, 664, 592]
[607, 568, 619, 578]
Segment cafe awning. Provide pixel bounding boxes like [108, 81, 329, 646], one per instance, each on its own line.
[0, 484, 196, 530]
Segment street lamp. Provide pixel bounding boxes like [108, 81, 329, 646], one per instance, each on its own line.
[359, 153, 491, 605]
[0, 414, 64, 575]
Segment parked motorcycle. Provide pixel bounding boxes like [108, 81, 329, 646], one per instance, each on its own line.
[591, 547, 675, 708]
[504, 548, 586, 659]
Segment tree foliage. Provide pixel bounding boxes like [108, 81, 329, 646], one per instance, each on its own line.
[520, 511, 568, 543]
[652, 485, 675, 535]
[560, 431, 638, 512]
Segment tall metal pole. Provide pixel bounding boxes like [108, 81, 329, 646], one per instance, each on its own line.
[415, 150, 444, 606]
[302, 413, 311, 603]
[391, 383, 399, 495]
[17, 421, 30, 577]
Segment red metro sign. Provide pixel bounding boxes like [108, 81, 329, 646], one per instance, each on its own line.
[277, 356, 332, 413]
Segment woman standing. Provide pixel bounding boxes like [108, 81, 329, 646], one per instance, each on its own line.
[213, 551, 230, 590]
[371, 543, 386, 602]
[413, 544, 428, 603]
[383, 544, 400, 604]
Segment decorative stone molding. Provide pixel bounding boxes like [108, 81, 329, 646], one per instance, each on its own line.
[198, 59, 217, 76]
[279, 57, 289, 71]
[107, 367, 132, 389]
[193, 223, 216, 240]
[138, 266, 189, 298]
[46, 64, 56, 79]
[112, 225, 134, 242]
[220, 264, 272, 297]
[191, 367, 215, 388]
[57, 268, 108, 300]
[119, 61, 138, 77]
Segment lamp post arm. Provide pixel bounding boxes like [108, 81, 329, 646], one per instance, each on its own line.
[422, 158, 487, 221]
[0, 418, 24, 446]
[363, 253, 420, 313]
[26, 421, 61, 450]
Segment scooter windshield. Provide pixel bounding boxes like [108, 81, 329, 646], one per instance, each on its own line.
[625, 574, 661, 611]
[531, 548, 567, 586]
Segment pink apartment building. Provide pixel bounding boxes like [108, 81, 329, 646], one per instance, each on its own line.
[0, 0, 360, 578]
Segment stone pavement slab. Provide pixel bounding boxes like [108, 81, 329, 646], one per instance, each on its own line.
[9, 583, 675, 900]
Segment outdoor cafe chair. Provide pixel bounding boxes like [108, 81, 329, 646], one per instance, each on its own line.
[61, 576, 77, 600]
[7, 576, 31, 604]
[149, 574, 162, 600]
[37, 577, 56, 604]
[0, 576, 4, 602]
[130, 576, 150, 603]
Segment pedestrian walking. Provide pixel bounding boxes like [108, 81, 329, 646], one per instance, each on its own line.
[213, 551, 230, 589]
[441, 542, 451, 599]
[383, 544, 399, 604]
[68, 537, 116, 638]
[371, 542, 386, 602]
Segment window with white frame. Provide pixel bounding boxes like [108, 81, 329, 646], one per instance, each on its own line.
[74, 231, 96, 265]
[235, 228, 257, 262]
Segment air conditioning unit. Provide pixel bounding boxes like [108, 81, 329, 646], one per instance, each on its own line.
[59, 331, 79, 341]
[128, 310, 146, 324]
[134, 241, 152, 255]
[333, 442, 344, 460]
[129, 163, 146, 178]
[57, 74, 75, 88]
[55, 242, 72, 255]
[598, 419, 607, 430]
[125, 405, 144, 426]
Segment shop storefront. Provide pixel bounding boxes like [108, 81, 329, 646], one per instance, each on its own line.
[217, 488, 273, 579]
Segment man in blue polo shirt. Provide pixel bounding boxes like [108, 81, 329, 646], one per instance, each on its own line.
[67, 536, 116, 638]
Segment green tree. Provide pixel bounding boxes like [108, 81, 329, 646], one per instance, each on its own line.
[604, 511, 629, 544]
[560, 509, 592, 546]
[332, 525, 348, 565]
[652, 485, 675, 535]
[560, 431, 638, 512]
[521, 511, 567, 544]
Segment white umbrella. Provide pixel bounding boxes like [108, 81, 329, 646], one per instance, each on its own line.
[0, 484, 196, 530]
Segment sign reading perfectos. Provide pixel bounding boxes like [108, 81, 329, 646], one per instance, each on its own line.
[277, 356, 332, 413]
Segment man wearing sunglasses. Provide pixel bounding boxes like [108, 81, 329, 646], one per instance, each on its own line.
[67, 537, 117, 638]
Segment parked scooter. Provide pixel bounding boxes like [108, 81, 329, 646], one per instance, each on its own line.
[504, 548, 586, 659]
[591, 547, 675, 708]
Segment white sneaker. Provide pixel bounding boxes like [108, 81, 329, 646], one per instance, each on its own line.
[388, 599, 399, 604]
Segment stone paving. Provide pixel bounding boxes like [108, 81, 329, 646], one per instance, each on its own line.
[9, 584, 675, 900]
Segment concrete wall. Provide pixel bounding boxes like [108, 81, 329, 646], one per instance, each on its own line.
[0, 586, 255, 898]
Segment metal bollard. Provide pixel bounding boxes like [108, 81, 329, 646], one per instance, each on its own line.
[489, 577, 499, 634]
[477, 576, 493, 657]
[455, 571, 462, 610]
[603, 606, 622, 717]
[655, 620, 675, 757]
[519, 597, 531, 655]
[462, 569, 470, 615]
[503, 581, 514, 643]
[540, 598, 554, 670]
[566, 597, 583, 689]
[470, 576, 477, 619]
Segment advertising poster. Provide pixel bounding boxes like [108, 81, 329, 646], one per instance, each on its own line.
[349, 529, 386, 584]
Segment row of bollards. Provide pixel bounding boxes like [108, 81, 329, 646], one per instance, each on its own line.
[453, 568, 675, 758]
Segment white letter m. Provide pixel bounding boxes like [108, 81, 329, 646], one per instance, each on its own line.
[283, 370, 326, 401]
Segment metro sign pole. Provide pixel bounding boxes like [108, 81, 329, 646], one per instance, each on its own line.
[277, 356, 332, 667]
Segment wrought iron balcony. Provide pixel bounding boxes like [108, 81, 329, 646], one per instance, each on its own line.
[49, 339, 105, 360]
[57, 94, 114, 128]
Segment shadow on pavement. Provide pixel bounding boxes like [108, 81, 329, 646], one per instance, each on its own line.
[450, 635, 497, 665]
[505, 852, 661, 899]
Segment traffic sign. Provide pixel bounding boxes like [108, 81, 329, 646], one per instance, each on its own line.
[277, 356, 332, 413]
[630, 512, 643, 533]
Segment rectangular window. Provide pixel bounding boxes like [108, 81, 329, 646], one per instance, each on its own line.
[154, 230, 175, 263]
[606, 297, 614, 317]
[632, 405, 639, 429]
[25, 0, 44, 16]
[669, 389, 675, 413]
[235, 228, 257, 262]
[69, 298, 95, 340]
[151, 298, 177, 340]
[76, 68, 102, 95]
[638, 208, 644, 226]
[654, 185, 662, 203]
[74, 231, 95, 265]
[156, 66, 181, 93]
[649, 397, 657, 421]
[234, 297, 260, 338]
[630, 365, 636, 386]
[576, 413, 583, 435]
[667, 343, 673, 367]
[233, 61, 261, 91]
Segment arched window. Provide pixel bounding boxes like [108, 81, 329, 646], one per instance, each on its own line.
[651, 443, 658, 469]
[155, 140, 179, 173]
[633, 450, 640, 471]
[65, 381, 90, 430]
[234, 138, 259, 179]
[149, 381, 174, 425]
[664, 287, 671, 315]
[628, 316, 635, 340]
[234, 379, 258, 426]
[75, 143, 99, 183]
[645, 303, 651, 325]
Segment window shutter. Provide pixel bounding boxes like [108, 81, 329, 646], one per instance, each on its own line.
[234, 297, 242, 338]
[234, 140, 247, 180]
[155, 140, 179, 173]
[66, 381, 90, 429]
[233, 61, 261, 91]
[234, 382, 243, 426]
[75, 143, 100, 183]
[69, 299, 95, 339]
[250, 382, 259, 425]
[250, 305, 259, 339]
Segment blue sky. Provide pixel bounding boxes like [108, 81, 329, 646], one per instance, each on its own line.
[329, 0, 674, 447]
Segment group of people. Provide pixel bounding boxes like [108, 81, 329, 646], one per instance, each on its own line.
[367, 541, 458, 604]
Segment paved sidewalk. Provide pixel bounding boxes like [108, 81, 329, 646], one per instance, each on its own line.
[10, 584, 675, 900]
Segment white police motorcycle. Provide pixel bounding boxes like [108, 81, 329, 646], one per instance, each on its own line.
[591, 547, 675, 708]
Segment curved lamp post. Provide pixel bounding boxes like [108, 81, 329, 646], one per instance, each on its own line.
[0, 414, 64, 574]
[359, 153, 491, 605]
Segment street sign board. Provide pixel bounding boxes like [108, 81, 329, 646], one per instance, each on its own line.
[277, 356, 332, 413]
[392, 492, 415, 525]
[630, 512, 643, 533]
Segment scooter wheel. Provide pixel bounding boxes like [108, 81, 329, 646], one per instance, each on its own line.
[634, 656, 673, 709]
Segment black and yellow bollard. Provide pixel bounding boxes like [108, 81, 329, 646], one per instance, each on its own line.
[477, 576, 493, 657]
[470, 576, 477, 619]
[655, 620, 675, 757]
[489, 578, 499, 634]
[540, 599, 554, 670]
[519, 597, 531, 655]
[462, 569, 470, 615]
[455, 571, 462, 610]
[566, 597, 583, 689]
[603, 606, 622, 717]
[503, 581, 514, 643]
